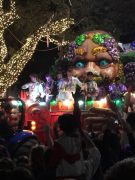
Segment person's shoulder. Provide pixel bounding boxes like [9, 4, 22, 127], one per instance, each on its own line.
[27, 82, 33, 86]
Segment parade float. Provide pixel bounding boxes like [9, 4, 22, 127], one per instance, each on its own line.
[1, 31, 135, 144]
[6, 29, 134, 143]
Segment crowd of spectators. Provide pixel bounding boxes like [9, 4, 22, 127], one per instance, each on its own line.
[0, 96, 135, 180]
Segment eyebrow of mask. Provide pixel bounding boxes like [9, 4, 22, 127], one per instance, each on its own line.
[73, 55, 85, 63]
[73, 52, 113, 63]
[95, 54, 113, 62]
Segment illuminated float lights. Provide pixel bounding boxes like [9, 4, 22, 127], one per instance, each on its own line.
[113, 98, 124, 108]
[26, 120, 37, 131]
[50, 97, 108, 110]
[31, 121, 36, 131]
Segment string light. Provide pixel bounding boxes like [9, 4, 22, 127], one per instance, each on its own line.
[0, 0, 19, 65]
[0, 0, 74, 96]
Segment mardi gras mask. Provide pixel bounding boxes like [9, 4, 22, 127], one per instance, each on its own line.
[67, 30, 120, 80]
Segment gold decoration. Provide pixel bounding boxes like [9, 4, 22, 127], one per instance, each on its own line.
[91, 46, 107, 56]
[75, 47, 87, 55]
[118, 63, 124, 81]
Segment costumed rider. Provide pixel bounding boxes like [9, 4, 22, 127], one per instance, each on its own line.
[21, 74, 45, 103]
[57, 69, 84, 102]
[44, 74, 55, 106]
[86, 72, 99, 100]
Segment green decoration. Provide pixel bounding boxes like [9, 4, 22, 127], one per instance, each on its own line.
[92, 33, 111, 45]
[75, 34, 86, 46]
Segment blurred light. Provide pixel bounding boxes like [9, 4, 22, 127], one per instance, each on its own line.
[86, 100, 94, 106]
[31, 121, 36, 131]
[63, 99, 70, 106]
[115, 99, 121, 105]
[97, 97, 107, 108]
[31, 126, 36, 131]
[114, 98, 123, 108]
[100, 97, 107, 104]
[78, 100, 84, 106]
[11, 100, 23, 106]
[39, 102, 46, 106]
[31, 121, 36, 125]
[63, 99, 73, 109]
[11, 100, 18, 106]
[17, 101, 23, 106]
[50, 100, 57, 106]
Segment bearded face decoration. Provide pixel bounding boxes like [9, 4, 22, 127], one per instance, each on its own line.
[68, 31, 120, 80]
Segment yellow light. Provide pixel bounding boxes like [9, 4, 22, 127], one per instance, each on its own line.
[31, 121, 36, 126]
[31, 125, 36, 131]
[0, 0, 74, 96]
[97, 97, 107, 108]
[63, 99, 70, 106]
[100, 97, 107, 104]
[63, 99, 74, 109]
[31, 121, 36, 131]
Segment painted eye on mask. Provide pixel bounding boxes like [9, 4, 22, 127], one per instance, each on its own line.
[98, 59, 111, 68]
[75, 60, 86, 68]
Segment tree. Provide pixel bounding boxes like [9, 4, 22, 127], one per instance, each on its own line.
[1, 0, 135, 96]
[0, 0, 74, 96]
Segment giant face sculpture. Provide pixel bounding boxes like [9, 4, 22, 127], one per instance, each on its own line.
[68, 31, 120, 80]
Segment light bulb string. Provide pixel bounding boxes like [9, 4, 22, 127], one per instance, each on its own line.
[7, 28, 59, 52]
